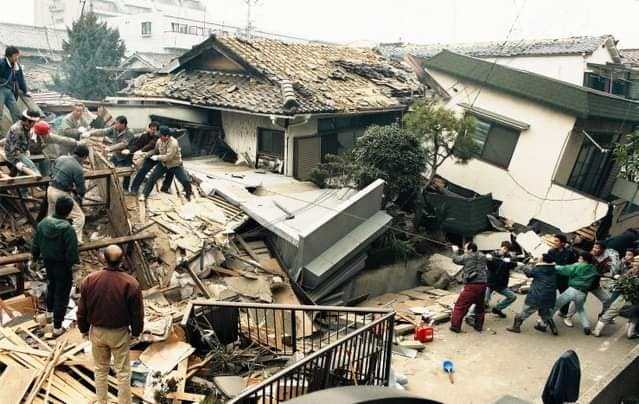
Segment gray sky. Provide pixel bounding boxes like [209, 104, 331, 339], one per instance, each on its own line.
[5, 0, 639, 47]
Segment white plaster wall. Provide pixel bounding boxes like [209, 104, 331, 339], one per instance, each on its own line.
[221, 111, 283, 166]
[105, 103, 209, 130]
[487, 46, 614, 85]
[433, 70, 609, 232]
[107, 13, 209, 54]
[491, 55, 586, 85]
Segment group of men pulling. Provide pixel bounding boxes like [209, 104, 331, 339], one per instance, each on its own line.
[0, 46, 200, 403]
[450, 234, 639, 338]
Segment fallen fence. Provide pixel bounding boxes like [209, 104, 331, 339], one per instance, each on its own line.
[182, 300, 395, 403]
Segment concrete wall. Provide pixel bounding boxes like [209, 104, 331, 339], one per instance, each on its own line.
[104, 103, 209, 130]
[300, 180, 384, 266]
[346, 257, 426, 301]
[580, 345, 639, 403]
[432, 70, 609, 232]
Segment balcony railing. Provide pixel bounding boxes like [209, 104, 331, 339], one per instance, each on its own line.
[182, 300, 395, 403]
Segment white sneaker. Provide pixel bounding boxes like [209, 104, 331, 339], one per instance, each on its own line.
[563, 317, 574, 328]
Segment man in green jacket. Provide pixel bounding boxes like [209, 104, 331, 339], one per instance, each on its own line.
[549, 251, 599, 335]
[32, 196, 79, 337]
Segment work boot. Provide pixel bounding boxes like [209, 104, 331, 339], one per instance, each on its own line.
[592, 321, 606, 337]
[534, 320, 547, 333]
[547, 319, 559, 336]
[449, 326, 461, 333]
[492, 308, 507, 318]
[506, 317, 523, 333]
[583, 327, 592, 336]
[563, 317, 574, 328]
[52, 327, 65, 337]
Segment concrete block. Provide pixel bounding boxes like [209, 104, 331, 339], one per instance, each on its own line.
[394, 324, 416, 336]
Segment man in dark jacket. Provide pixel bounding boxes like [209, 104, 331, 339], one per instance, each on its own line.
[85, 115, 134, 191]
[548, 234, 577, 318]
[77, 244, 144, 404]
[450, 242, 488, 332]
[31, 196, 79, 337]
[0, 46, 28, 122]
[507, 254, 558, 334]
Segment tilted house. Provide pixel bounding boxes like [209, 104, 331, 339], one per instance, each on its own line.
[422, 50, 639, 233]
[118, 34, 426, 179]
[379, 35, 623, 91]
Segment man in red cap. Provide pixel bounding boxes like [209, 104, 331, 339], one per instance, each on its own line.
[29, 120, 81, 176]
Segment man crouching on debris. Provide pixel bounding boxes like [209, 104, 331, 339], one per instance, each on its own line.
[450, 242, 488, 332]
[31, 196, 79, 337]
[140, 125, 193, 201]
[507, 254, 558, 335]
[77, 244, 144, 404]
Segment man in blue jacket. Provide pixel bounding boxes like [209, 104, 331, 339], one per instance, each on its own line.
[0, 46, 28, 122]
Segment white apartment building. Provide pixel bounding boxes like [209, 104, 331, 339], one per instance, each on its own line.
[34, 0, 207, 31]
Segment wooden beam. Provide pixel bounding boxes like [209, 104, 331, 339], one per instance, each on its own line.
[0, 232, 156, 266]
[0, 167, 135, 190]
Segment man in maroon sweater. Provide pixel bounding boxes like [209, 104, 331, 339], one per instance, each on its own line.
[77, 245, 144, 404]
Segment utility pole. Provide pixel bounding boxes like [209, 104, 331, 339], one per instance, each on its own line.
[244, 0, 261, 38]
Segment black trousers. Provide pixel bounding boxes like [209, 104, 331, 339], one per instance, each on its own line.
[44, 260, 73, 329]
[557, 274, 570, 315]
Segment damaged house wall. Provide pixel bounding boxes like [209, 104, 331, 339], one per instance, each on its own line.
[430, 69, 610, 232]
[104, 101, 210, 129]
[221, 110, 286, 167]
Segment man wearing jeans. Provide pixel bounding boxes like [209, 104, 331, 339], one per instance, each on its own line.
[550, 252, 599, 335]
[77, 245, 144, 404]
[141, 126, 192, 201]
[593, 262, 638, 337]
[0, 46, 28, 122]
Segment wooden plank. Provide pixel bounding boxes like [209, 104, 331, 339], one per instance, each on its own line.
[166, 392, 206, 402]
[171, 358, 189, 404]
[0, 363, 38, 403]
[236, 235, 261, 263]
[0, 232, 156, 265]
[0, 167, 135, 190]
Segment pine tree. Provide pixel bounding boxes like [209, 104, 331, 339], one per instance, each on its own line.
[56, 12, 126, 100]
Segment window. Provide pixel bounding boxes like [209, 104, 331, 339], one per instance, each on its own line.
[567, 132, 619, 197]
[469, 117, 520, 169]
[141, 21, 152, 36]
[188, 25, 197, 35]
[258, 128, 284, 158]
[171, 22, 188, 33]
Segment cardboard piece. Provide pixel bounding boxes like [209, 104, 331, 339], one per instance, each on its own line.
[139, 341, 195, 374]
[516, 231, 548, 258]
[473, 231, 512, 251]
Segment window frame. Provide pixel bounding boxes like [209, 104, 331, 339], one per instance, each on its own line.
[141, 21, 152, 36]
[257, 128, 285, 159]
[467, 115, 521, 170]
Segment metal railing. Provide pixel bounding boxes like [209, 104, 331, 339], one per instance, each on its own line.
[182, 300, 395, 403]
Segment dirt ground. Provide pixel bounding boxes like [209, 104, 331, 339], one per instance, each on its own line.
[393, 293, 637, 404]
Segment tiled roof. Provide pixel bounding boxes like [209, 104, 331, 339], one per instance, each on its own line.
[0, 23, 67, 54]
[124, 35, 425, 115]
[424, 50, 639, 122]
[621, 49, 639, 66]
[379, 35, 613, 60]
[136, 52, 181, 68]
